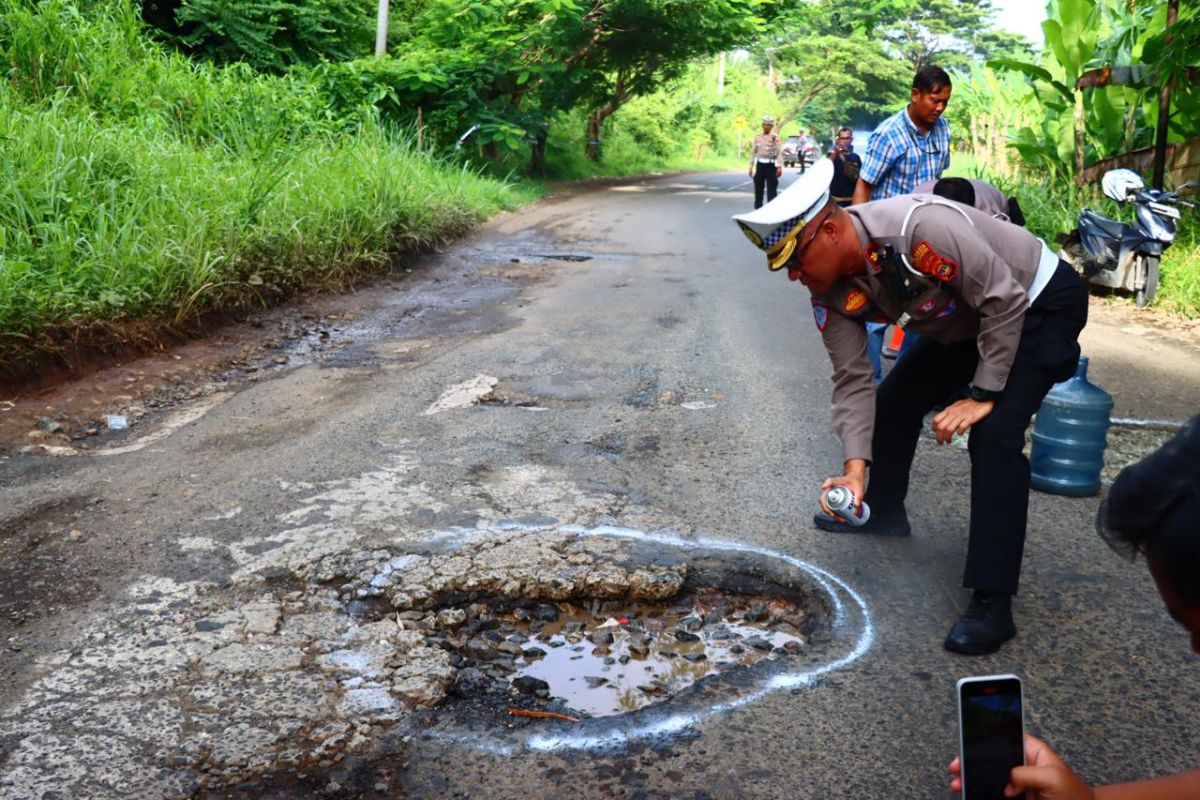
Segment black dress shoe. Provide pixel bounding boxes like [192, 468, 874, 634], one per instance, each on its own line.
[944, 592, 1017, 655]
[812, 512, 911, 537]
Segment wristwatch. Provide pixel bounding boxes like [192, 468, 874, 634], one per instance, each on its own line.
[967, 383, 1000, 402]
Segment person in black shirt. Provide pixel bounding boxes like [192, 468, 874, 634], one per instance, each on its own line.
[828, 127, 862, 207]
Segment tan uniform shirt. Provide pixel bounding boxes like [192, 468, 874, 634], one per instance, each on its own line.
[812, 195, 1044, 462]
[913, 178, 1010, 219]
[750, 132, 783, 169]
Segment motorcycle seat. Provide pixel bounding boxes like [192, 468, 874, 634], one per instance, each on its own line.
[1079, 209, 1126, 239]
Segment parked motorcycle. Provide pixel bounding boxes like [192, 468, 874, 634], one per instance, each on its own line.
[1059, 168, 1195, 307]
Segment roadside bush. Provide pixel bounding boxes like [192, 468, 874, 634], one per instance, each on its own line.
[0, 0, 340, 144]
[0, 0, 528, 355]
[169, 0, 375, 72]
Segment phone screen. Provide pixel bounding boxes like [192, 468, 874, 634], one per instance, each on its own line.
[959, 677, 1024, 799]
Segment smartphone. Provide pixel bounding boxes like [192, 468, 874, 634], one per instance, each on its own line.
[956, 674, 1025, 800]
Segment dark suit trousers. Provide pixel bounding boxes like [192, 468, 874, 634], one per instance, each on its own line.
[753, 162, 778, 209]
[863, 263, 1088, 595]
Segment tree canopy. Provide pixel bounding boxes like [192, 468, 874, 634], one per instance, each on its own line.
[137, 0, 1042, 169]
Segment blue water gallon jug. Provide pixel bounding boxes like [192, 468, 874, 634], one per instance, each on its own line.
[1030, 357, 1114, 497]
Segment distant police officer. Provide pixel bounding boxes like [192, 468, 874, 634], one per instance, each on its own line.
[732, 161, 1088, 655]
[749, 115, 784, 209]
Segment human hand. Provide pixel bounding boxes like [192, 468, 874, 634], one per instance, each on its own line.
[949, 735, 1094, 800]
[818, 459, 867, 519]
[776, 166, 783, 178]
[931, 398, 994, 445]
[748, 168, 754, 177]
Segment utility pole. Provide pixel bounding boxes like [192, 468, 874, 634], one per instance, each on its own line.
[716, 52, 726, 96]
[1151, 0, 1179, 190]
[375, 0, 389, 57]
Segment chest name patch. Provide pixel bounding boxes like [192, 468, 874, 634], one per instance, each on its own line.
[912, 240, 958, 282]
[844, 290, 868, 314]
[812, 300, 830, 331]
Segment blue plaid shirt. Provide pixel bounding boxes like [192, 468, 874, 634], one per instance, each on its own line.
[860, 108, 951, 200]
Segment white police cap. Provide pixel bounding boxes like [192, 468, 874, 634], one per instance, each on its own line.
[733, 158, 834, 270]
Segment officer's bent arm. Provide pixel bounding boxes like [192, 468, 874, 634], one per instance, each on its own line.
[818, 307, 877, 464]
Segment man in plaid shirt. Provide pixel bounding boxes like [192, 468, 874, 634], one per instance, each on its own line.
[852, 65, 953, 204]
[853, 65, 953, 379]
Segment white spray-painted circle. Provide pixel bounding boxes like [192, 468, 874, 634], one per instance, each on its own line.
[424, 524, 875, 755]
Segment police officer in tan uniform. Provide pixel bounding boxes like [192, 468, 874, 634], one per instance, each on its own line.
[915, 176, 1026, 226]
[749, 115, 783, 209]
[733, 161, 1088, 655]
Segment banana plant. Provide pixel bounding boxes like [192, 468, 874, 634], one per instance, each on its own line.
[992, 0, 1197, 180]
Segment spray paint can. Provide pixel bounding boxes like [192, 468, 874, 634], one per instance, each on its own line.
[823, 486, 871, 526]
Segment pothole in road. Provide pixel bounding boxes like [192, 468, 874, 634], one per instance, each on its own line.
[529, 253, 593, 262]
[0, 527, 867, 799]
[399, 591, 808, 722]
[295, 526, 865, 756]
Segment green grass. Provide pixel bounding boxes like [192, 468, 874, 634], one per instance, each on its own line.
[0, 94, 528, 341]
[1156, 243, 1200, 316]
[0, 0, 531, 359]
[948, 151, 979, 175]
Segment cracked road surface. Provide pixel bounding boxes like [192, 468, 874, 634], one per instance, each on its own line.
[1, 172, 1199, 798]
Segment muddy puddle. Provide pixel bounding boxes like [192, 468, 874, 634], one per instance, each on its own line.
[414, 585, 819, 731]
[500, 595, 805, 718]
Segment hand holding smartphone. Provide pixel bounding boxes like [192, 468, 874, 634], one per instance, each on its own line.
[957, 674, 1025, 799]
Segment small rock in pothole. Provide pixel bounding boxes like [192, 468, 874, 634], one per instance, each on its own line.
[512, 676, 550, 698]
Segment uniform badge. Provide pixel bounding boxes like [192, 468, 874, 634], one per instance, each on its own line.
[843, 290, 868, 313]
[935, 298, 958, 319]
[812, 300, 829, 331]
[865, 245, 883, 273]
[911, 240, 958, 282]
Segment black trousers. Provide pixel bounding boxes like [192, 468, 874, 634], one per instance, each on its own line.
[753, 162, 779, 208]
[864, 263, 1088, 596]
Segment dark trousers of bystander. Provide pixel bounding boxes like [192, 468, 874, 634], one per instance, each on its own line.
[863, 263, 1089, 595]
[753, 162, 779, 209]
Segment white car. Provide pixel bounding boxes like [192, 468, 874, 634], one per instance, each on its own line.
[782, 135, 818, 171]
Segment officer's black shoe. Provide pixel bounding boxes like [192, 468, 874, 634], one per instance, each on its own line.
[812, 512, 911, 537]
[943, 591, 1016, 656]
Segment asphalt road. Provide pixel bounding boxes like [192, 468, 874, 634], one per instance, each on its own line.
[1, 171, 1198, 799]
